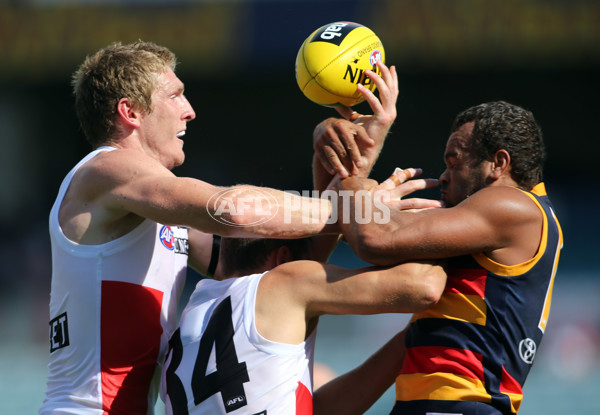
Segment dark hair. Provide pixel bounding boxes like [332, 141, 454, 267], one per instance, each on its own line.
[72, 40, 177, 148]
[451, 101, 545, 189]
[219, 237, 312, 277]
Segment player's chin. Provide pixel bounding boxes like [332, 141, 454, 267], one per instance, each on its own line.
[176, 141, 185, 161]
[170, 149, 186, 168]
[176, 152, 185, 166]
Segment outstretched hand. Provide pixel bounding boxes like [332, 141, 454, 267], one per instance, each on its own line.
[349, 61, 398, 148]
[375, 167, 443, 211]
[313, 62, 399, 179]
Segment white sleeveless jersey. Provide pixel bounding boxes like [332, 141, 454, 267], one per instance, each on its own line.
[161, 273, 316, 415]
[40, 146, 189, 415]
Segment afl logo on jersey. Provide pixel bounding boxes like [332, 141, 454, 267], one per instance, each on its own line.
[159, 225, 175, 250]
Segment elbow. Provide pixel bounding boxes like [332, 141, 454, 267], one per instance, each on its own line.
[416, 285, 442, 311]
[414, 266, 446, 311]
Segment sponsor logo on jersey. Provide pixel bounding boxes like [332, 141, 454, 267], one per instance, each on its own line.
[311, 22, 362, 46]
[160, 225, 175, 250]
[49, 312, 70, 352]
[159, 225, 189, 255]
[519, 338, 537, 364]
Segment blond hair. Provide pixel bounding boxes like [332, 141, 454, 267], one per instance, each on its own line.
[72, 40, 177, 147]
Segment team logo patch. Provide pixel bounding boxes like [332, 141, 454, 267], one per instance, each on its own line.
[49, 312, 70, 352]
[519, 338, 537, 364]
[159, 225, 175, 250]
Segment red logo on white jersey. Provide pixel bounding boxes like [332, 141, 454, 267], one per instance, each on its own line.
[159, 225, 175, 250]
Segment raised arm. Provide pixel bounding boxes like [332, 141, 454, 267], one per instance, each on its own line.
[310, 62, 399, 261]
[313, 61, 398, 182]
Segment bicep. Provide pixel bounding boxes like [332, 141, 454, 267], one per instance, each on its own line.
[104, 168, 223, 231]
[373, 197, 509, 261]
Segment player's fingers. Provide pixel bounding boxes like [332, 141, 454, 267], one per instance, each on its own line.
[367, 63, 398, 114]
[383, 65, 399, 108]
[372, 62, 392, 96]
[316, 144, 349, 178]
[380, 171, 402, 189]
[393, 178, 440, 197]
[378, 167, 421, 190]
[386, 178, 439, 204]
[330, 120, 368, 173]
[385, 198, 445, 211]
[357, 83, 383, 115]
[377, 62, 399, 96]
[351, 123, 375, 148]
[336, 128, 364, 173]
[390, 65, 398, 94]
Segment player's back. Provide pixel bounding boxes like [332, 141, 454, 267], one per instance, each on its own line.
[161, 274, 315, 415]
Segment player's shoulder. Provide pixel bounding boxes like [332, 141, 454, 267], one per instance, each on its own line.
[91, 147, 162, 170]
[470, 185, 542, 220]
[80, 147, 168, 183]
[471, 185, 535, 204]
[262, 260, 328, 288]
[270, 260, 326, 277]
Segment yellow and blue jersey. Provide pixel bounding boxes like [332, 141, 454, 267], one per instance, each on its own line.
[392, 183, 563, 415]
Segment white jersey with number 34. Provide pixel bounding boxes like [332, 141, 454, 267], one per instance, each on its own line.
[161, 273, 315, 415]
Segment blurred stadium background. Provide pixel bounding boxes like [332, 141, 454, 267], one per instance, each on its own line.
[0, 0, 599, 413]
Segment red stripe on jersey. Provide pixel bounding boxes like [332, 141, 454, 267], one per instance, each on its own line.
[500, 365, 523, 395]
[296, 381, 313, 415]
[401, 346, 485, 381]
[101, 281, 164, 414]
[446, 268, 487, 298]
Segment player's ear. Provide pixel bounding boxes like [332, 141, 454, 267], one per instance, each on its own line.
[116, 98, 141, 128]
[490, 149, 510, 179]
[274, 246, 293, 266]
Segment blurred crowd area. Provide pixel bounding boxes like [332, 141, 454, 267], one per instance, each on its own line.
[0, 0, 599, 413]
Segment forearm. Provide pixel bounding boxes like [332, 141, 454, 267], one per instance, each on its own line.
[222, 185, 336, 238]
[313, 329, 406, 415]
[164, 182, 337, 239]
[134, 175, 338, 239]
[313, 152, 335, 193]
[310, 158, 344, 261]
[336, 176, 432, 265]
